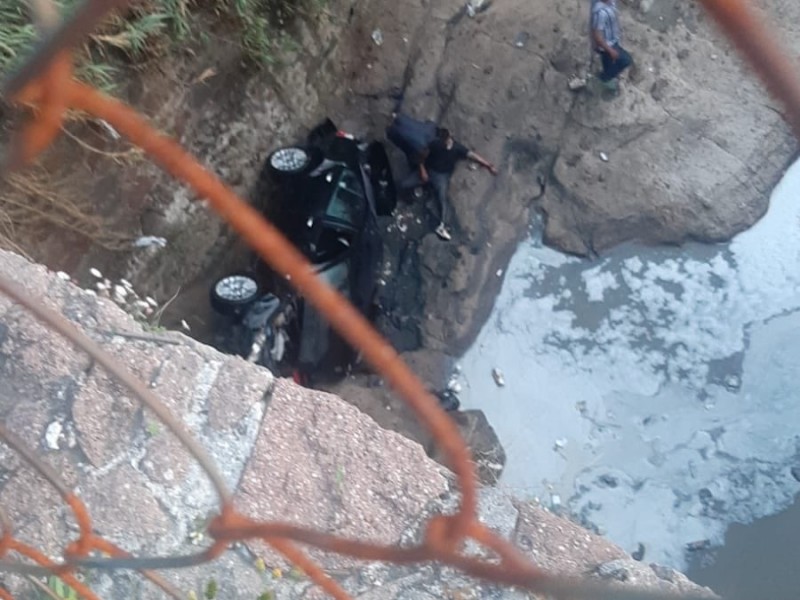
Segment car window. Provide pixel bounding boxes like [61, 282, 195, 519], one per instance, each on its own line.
[325, 170, 364, 227]
[312, 227, 354, 264]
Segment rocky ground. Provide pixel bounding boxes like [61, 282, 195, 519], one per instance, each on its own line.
[335, 0, 799, 353]
[0, 250, 715, 599]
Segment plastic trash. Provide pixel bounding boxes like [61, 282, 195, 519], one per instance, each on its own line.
[492, 367, 506, 387]
[134, 236, 167, 249]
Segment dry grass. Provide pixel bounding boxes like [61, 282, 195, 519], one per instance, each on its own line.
[0, 168, 133, 254]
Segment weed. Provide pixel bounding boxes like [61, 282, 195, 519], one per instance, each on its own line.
[0, 169, 133, 255]
[204, 579, 218, 599]
[0, 0, 327, 89]
[335, 464, 346, 495]
[47, 576, 78, 600]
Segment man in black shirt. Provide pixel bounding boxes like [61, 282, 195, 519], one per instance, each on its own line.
[401, 127, 498, 240]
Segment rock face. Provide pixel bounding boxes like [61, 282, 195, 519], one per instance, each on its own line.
[0, 250, 716, 599]
[338, 0, 798, 353]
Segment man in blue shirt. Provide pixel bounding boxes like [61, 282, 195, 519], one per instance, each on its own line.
[591, 0, 632, 91]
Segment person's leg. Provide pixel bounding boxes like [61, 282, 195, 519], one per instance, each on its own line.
[605, 44, 632, 80]
[599, 51, 615, 82]
[615, 45, 632, 75]
[428, 171, 452, 239]
[429, 171, 450, 224]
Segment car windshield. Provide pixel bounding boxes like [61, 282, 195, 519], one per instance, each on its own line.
[325, 169, 364, 227]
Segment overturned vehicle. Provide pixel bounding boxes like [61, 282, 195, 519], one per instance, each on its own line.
[210, 120, 396, 382]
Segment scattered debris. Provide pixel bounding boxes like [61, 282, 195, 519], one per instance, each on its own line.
[89, 268, 102, 279]
[371, 29, 384, 46]
[723, 373, 741, 391]
[134, 236, 167, 249]
[632, 542, 646, 561]
[599, 152, 609, 162]
[466, 0, 490, 17]
[550, 493, 561, 508]
[447, 377, 462, 394]
[193, 67, 218, 84]
[568, 76, 587, 91]
[686, 539, 711, 552]
[56, 271, 70, 281]
[553, 438, 567, 451]
[434, 389, 461, 412]
[180, 319, 191, 332]
[99, 119, 121, 140]
[44, 421, 62, 450]
[496, 269, 503, 277]
[453, 363, 462, 373]
[146, 296, 159, 308]
[491, 367, 505, 387]
[513, 31, 529, 48]
[113, 285, 128, 300]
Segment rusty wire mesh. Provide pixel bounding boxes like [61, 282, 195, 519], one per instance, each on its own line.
[0, 0, 798, 598]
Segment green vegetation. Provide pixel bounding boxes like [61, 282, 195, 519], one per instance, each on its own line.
[0, 0, 326, 90]
[46, 576, 78, 600]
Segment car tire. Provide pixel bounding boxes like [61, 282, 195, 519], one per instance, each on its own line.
[267, 146, 321, 180]
[210, 273, 261, 316]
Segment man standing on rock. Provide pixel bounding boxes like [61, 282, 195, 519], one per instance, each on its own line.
[591, 0, 632, 92]
[401, 128, 497, 241]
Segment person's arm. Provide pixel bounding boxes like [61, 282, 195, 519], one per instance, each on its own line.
[467, 150, 498, 175]
[417, 148, 430, 182]
[418, 162, 429, 183]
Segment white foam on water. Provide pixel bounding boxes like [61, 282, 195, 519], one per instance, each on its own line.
[460, 159, 800, 568]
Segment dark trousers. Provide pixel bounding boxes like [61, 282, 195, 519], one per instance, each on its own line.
[599, 44, 632, 81]
[400, 169, 451, 225]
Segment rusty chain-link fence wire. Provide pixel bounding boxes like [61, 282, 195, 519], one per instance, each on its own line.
[0, 0, 797, 598]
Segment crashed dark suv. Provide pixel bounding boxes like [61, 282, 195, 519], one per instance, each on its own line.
[209, 119, 396, 381]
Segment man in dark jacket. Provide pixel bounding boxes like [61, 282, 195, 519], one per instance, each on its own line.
[400, 127, 497, 241]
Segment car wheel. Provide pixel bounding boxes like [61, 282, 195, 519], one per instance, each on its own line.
[210, 273, 260, 316]
[268, 146, 312, 177]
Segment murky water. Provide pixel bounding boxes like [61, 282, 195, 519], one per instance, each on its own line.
[457, 159, 800, 573]
[687, 500, 800, 600]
